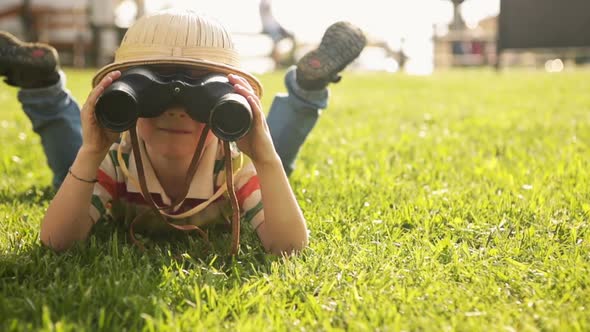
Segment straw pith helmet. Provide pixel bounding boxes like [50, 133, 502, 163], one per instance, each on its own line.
[92, 9, 263, 97]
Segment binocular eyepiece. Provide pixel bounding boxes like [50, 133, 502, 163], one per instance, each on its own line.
[95, 67, 252, 141]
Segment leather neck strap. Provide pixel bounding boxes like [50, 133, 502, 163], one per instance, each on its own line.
[224, 141, 240, 255]
[128, 126, 241, 255]
[129, 125, 210, 211]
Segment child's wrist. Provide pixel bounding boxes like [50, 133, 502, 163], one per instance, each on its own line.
[77, 146, 108, 166]
[251, 153, 282, 170]
[69, 154, 102, 185]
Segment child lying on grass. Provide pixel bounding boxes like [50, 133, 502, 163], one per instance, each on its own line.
[0, 9, 366, 255]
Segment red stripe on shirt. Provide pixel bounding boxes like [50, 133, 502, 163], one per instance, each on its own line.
[97, 169, 118, 198]
[125, 192, 160, 206]
[235, 176, 260, 207]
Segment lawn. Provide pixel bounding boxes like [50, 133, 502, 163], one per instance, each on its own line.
[1, 68, 589, 331]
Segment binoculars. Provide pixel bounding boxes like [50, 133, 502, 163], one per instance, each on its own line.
[95, 66, 252, 141]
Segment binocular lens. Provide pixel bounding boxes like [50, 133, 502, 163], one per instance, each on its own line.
[210, 94, 252, 141]
[95, 82, 139, 132]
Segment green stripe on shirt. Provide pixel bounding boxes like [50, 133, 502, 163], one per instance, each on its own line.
[108, 150, 119, 167]
[241, 201, 263, 224]
[108, 149, 130, 168]
[214, 158, 225, 174]
[91, 195, 107, 217]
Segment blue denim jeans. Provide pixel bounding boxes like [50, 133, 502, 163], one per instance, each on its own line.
[18, 66, 328, 187]
[267, 66, 329, 175]
[18, 71, 82, 188]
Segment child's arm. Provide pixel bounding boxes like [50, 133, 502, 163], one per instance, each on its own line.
[250, 157, 309, 255]
[229, 74, 308, 255]
[40, 71, 121, 251]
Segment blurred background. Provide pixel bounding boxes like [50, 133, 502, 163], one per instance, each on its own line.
[0, 0, 589, 75]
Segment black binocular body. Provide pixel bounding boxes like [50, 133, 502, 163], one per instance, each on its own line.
[95, 66, 252, 141]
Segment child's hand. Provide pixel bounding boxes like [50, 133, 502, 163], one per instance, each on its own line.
[228, 74, 279, 165]
[80, 71, 122, 157]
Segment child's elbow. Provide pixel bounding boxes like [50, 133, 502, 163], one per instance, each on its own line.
[256, 220, 309, 255]
[267, 230, 309, 256]
[40, 228, 72, 252]
[269, 241, 308, 256]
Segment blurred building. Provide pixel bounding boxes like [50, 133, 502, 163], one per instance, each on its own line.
[434, 9, 497, 68]
[0, 0, 143, 67]
[434, 0, 590, 70]
[435, 19, 496, 68]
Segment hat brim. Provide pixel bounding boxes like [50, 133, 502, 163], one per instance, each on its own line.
[92, 57, 263, 97]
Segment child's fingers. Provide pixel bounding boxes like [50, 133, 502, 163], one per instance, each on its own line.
[87, 71, 121, 105]
[86, 86, 105, 108]
[234, 83, 262, 111]
[232, 81, 256, 99]
[249, 94, 262, 112]
[98, 71, 121, 90]
[86, 84, 105, 106]
[246, 94, 261, 112]
[232, 82, 263, 123]
[247, 96, 263, 122]
[228, 74, 254, 93]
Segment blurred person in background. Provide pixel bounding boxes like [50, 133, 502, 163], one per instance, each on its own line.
[258, 0, 296, 68]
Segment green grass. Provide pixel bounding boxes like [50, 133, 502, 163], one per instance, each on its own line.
[1, 68, 590, 331]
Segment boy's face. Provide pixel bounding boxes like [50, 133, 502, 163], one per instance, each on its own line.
[136, 65, 216, 159]
[136, 107, 215, 159]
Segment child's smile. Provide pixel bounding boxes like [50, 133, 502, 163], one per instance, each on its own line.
[155, 110, 196, 135]
[157, 127, 193, 135]
[137, 106, 215, 159]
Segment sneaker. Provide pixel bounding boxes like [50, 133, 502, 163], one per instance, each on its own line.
[0, 31, 60, 88]
[296, 21, 366, 90]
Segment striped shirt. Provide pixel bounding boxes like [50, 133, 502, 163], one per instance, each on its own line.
[89, 134, 264, 235]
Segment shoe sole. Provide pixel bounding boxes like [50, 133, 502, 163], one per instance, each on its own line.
[297, 22, 367, 83]
[0, 32, 58, 74]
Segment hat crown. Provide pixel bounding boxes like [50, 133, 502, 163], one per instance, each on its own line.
[92, 8, 262, 96]
[115, 9, 240, 66]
